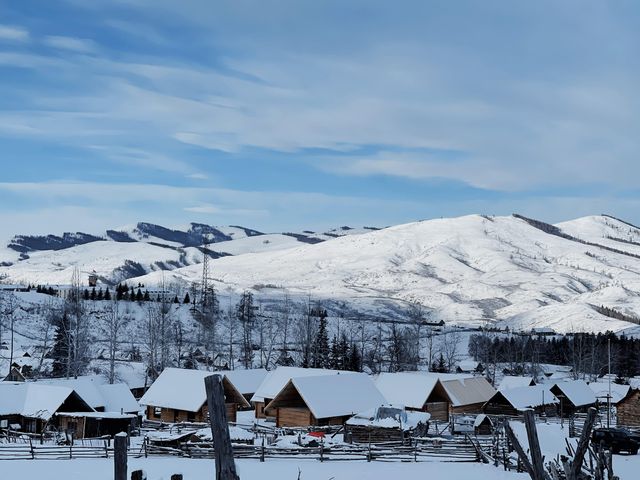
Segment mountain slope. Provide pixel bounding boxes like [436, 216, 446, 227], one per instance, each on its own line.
[128, 214, 640, 333]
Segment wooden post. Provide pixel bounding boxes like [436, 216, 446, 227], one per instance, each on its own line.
[204, 374, 240, 480]
[569, 407, 597, 480]
[504, 422, 536, 479]
[523, 410, 546, 480]
[170, 475, 183, 480]
[114, 432, 128, 480]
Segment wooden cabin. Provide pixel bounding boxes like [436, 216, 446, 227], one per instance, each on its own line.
[374, 372, 452, 421]
[473, 414, 493, 435]
[616, 388, 640, 428]
[217, 368, 267, 408]
[264, 373, 386, 428]
[346, 405, 430, 443]
[483, 385, 558, 417]
[139, 368, 250, 424]
[550, 380, 596, 417]
[57, 412, 137, 439]
[0, 383, 94, 434]
[251, 366, 343, 419]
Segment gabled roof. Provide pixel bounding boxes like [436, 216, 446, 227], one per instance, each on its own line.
[587, 382, 630, 405]
[139, 368, 250, 412]
[492, 385, 559, 411]
[0, 382, 94, 421]
[39, 375, 106, 409]
[266, 373, 386, 420]
[498, 376, 536, 391]
[374, 372, 440, 410]
[552, 380, 597, 407]
[215, 368, 268, 395]
[440, 376, 495, 407]
[98, 383, 140, 413]
[251, 366, 345, 403]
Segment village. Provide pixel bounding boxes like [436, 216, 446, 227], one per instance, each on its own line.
[1, 357, 640, 479]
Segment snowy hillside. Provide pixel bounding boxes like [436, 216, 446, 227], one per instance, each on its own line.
[125, 214, 640, 333]
[4, 214, 640, 333]
[0, 222, 375, 285]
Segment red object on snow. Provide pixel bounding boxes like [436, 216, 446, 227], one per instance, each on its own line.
[308, 431, 325, 438]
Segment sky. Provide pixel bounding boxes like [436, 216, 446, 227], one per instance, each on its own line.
[0, 0, 639, 238]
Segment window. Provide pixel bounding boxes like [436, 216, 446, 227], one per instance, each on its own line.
[153, 407, 162, 418]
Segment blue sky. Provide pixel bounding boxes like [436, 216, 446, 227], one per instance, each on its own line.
[0, 1, 638, 237]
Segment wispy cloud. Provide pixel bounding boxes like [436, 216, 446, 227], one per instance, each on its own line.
[43, 35, 97, 53]
[0, 24, 29, 42]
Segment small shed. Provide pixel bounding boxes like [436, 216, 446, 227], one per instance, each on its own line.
[616, 388, 640, 428]
[264, 373, 386, 428]
[346, 405, 430, 443]
[474, 414, 493, 435]
[483, 385, 559, 416]
[139, 368, 250, 424]
[550, 380, 597, 416]
[56, 412, 137, 439]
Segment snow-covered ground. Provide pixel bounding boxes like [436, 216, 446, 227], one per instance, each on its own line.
[0, 457, 527, 480]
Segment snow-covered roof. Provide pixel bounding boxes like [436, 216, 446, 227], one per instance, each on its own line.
[267, 373, 386, 420]
[552, 380, 597, 407]
[251, 367, 345, 403]
[498, 376, 535, 391]
[98, 383, 140, 413]
[587, 382, 630, 405]
[0, 382, 93, 421]
[346, 404, 430, 430]
[496, 385, 559, 410]
[374, 372, 440, 410]
[457, 360, 480, 372]
[440, 376, 496, 407]
[38, 375, 106, 409]
[215, 368, 267, 395]
[139, 368, 249, 412]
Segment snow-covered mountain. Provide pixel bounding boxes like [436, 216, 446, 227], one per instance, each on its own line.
[4, 214, 640, 333]
[0, 222, 377, 286]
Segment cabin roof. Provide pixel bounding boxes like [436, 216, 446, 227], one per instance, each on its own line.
[139, 368, 250, 412]
[98, 383, 140, 413]
[552, 380, 597, 407]
[493, 385, 559, 410]
[498, 376, 535, 391]
[215, 368, 268, 395]
[440, 376, 496, 407]
[587, 382, 630, 405]
[0, 382, 94, 421]
[251, 366, 346, 403]
[267, 373, 386, 420]
[374, 372, 440, 409]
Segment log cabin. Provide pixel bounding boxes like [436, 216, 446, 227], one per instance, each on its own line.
[374, 372, 452, 421]
[0, 382, 94, 434]
[251, 366, 344, 419]
[139, 368, 250, 424]
[550, 380, 596, 417]
[345, 405, 430, 443]
[440, 376, 496, 414]
[616, 388, 640, 428]
[264, 373, 386, 428]
[483, 384, 559, 416]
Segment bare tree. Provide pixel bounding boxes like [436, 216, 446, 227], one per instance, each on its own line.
[102, 299, 130, 384]
[0, 291, 19, 375]
[440, 328, 462, 372]
[67, 267, 90, 377]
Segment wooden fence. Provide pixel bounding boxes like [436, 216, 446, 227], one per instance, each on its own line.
[0, 436, 492, 463]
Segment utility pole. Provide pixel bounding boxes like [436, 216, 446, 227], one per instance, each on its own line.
[201, 234, 211, 309]
[607, 337, 611, 428]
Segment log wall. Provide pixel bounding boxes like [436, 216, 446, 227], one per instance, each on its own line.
[617, 390, 640, 427]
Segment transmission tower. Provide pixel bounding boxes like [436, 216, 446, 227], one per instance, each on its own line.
[201, 234, 211, 309]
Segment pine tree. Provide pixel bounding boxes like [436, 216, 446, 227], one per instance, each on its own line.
[104, 288, 111, 301]
[144, 290, 151, 302]
[50, 313, 73, 377]
[136, 288, 144, 302]
[90, 287, 96, 301]
[330, 335, 340, 369]
[83, 289, 90, 301]
[97, 288, 104, 301]
[312, 311, 330, 368]
[173, 295, 180, 304]
[433, 353, 447, 373]
[183, 292, 191, 304]
[348, 343, 362, 372]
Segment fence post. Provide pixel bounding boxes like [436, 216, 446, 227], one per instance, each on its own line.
[204, 374, 240, 480]
[29, 438, 35, 460]
[104, 439, 109, 458]
[131, 471, 145, 480]
[260, 437, 265, 463]
[319, 442, 324, 463]
[144, 437, 148, 458]
[114, 432, 128, 480]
